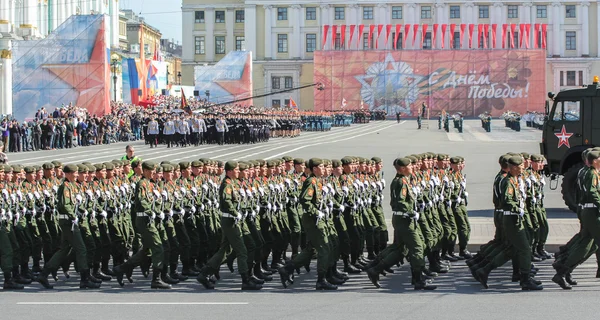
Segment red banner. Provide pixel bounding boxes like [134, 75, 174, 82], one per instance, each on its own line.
[502, 24, 508, 48]
[491, 24, 497, 48]
[394, 24, 401, 49]
[376, 24, 383, 49]
[533, 23, 540, 48]
[313, 50, 546, 117]
[432, 24, 439, 49]
[468, 24, 475, 48]
[348, 25, 355, 48]
[385, 24, 392, 47]
[331, 25, 337, 48]
[510, 24, 517, 48]
[460, 24, 466, 48]
[477, 24, 484, 48]
[404, 24, 411, 48]
[483, 24, 490, 49]
[412, 24, 419, 47]
[525, 24, 531, 49]
[322, 25, 329, 49]
[541, 24, 547, 48]
[450, 24, 456, 48]
[368, 25, 375, 49]
[519, 24, 525, 48]
[441, 24, 447, 48]
[422, 24, 428, 48]
[358, 24, 365, 49]
[340, 25, 346, 49]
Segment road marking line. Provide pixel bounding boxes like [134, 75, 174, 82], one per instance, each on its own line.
[17, 302, 249, 305]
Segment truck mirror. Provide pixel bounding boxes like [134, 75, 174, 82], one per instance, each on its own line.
[545, 101, 549, 115]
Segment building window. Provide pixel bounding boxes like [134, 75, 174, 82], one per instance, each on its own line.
[215, 11, 225, 23]
[215, 36, 225, 54]
[284, 99, 290, 107]
[272, 77, 280, 89]
[306, 7, 316, 20]
[363, 33, 372, 49]
[507, 5, 518, 18]
[478, 33, 489, 48]
[392, 6, 402, 19]
[278, 8, 287, 20]
[560, 71, 564, 86]
[579, 71, 584, 85]
[306, 34, 316, 52]
[537, 5, 547, 18]
[335, 7, 345, 20]
[565, 5, 576, 18]
[423, 32, 432, 49]
[392, 32, 403, 49]
[507, 32, 520, 48]
[363, 7, 373, 20]
[479, 5, 489, 18]
[537, 31, 547, 48]
[272, 99, 281, 107]
[284, 77, 293, 89]
[235, 10, 244, 23]
[236, 36, 245, 51]
[194, 11, 205, 23]
[453, 32, 460, 48]
[566, 31, 576, 50]
[450, 6, 460, 19]
[566, 71, 576, 86]
[334, 33, 344, 50]
[194, 36, 205, 54]
[421, 6, 432, 19]
[278, 34, 288, 52]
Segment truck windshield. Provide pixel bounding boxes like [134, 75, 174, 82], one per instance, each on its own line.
[552, 100, 581, 122]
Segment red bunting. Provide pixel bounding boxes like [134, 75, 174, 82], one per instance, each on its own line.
[449, 24, 456, 48]
[541, 24, 547, 48]
[412, 24, 419, 47]
[491, 24, 497, 48]
[525, 24, 531, 49]
[441, 24, 447, 48]
[483, 24, 489, 49]
[459, 24, 466, 48]
[422, 24, 428, 48]
[322, 25, 329, 49]
[404, 24, 411, 48]
[468, 24, 474, 48]
[394, 24, 401, 49]
[358, 24, 365, 49]
[349, 25, 355, 48]
[502, 24, 508, 48]
[375, 24, 383, 49]
[432, 24, 439, 49]
[331, 25, 337, 48]
[533, 24, 540, 48]
[510, 24, 517, 48]
[477, 24, 483, 48]
[340, 25, 346, 49]
[519, 24, 525, 48]
[385, 24, 392, 47]
[368, 25, 375, 49]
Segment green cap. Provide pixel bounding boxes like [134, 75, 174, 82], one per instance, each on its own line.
[394, 158, 411, 167]
[282, 156, 293, 162]
[507, 156, 524, 166]
[191, 160, 204, 168]
[142, 161, 157, 171]
[103, 162, 114, 170]
[521, 152, 530, 160]
[332, 159, 342, 168]
[293, 158, 304, 165]
[531, 154, 544, 162]
[266, 160, 277, 168]
[239, 162, 249, 171]
[3, 165, 12, 173]
[77, 164, 89, 173]
[131, 159, 141, 168]
[94, 163, 106, 171]
[155, 165, 163, 173]
[51, 161, 63, 168]
[341, 157, 353, 165]
[450, 157, 461, 164]
[24, 166, 35, 174]
[179, 161, 191, 170]
[224, 161, 238, 171]
[371, 157, 382, 163]
[63, 164, 78, 173]
[162, 164, 174, 172]
[308, 158, 323, 169]
[587, 151, 600, 163]
[42, 163, 54, 170]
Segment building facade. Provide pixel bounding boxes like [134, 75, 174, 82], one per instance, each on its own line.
[0, 0, 121, 115]
[181, 0, 600, 110]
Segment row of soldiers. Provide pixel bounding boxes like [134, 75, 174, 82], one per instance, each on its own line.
[466, 152, 550, 291]
[362, 154, 471, 290]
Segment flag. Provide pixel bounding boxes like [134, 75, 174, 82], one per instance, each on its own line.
[341, 98, 347, 108]
[290, 97, 298, 110]
[182, 93, 192, 114]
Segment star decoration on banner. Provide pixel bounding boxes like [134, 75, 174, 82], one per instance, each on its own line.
[42, 31, 107, 116]
[555, 125, 573, 148]
[214, 55, 253, 100]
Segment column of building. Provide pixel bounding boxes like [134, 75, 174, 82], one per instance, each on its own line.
[1, 49, 13, 116]
[244, 5, 256, 59]
[225, 8, 234, 53]
[205, 8, 215, 61]
[290, 4, 301, 59]
[579, 1, 590, 56]
[551, 2, 561, 57]
[434, 3, 446, 48]
[264, 5, 273, 58]
[319, 4, 329, 50]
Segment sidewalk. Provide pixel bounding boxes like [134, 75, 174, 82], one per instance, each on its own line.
[385, 217, 580, 252]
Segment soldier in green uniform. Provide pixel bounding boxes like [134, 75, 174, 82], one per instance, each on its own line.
[113, 161, 171, 289]
[365, 157, 436, 290]
[0, 164, 24, 289]
[196, 161, 262, 290]
[37, 164, 101, 289]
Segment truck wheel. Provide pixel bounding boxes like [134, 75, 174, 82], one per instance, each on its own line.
[561, 162, 584, 213]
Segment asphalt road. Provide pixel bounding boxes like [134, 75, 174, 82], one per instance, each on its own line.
[3, 119, 596, 320]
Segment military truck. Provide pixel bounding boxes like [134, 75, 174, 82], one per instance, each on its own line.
[540, 76, 600, 212]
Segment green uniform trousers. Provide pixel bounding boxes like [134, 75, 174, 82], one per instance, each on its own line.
[44, 220, 88, 273]
[206, 217, 249, 275]
[378, 216, 425, 273]
[502, 215, 531, 274]
[292, 216, 330, 274]
[0, 222, 14, 274]
[123, 216, 164, 270]
[453, 204, 471, 250]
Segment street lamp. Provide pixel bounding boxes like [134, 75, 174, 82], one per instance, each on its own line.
[110, 53, 120, 101]
[177, 71, 181, 85]
[205, 90, 210, 102]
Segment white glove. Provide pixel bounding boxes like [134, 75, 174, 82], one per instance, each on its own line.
[200, 204, 205, 211]
[151, 212, 156, 220]
[191, 207, 196, 214]
[457, 197, 462, 203]
[159, 212, 165, 220]
[328, 200, 334, 208]
[519, 209, 525, 217]
[464, 191, 469, 198]
[381, 195, 385, 201]
[273, 204, 278, 211]
[73, 216, 79, 225]
[251, 210, 257, 218]
[255, 206, 260, 213]
[267, 203, 272, 210]
[342, 186, 349, 196]
[34, 191, 41, 200]
[381, 178, 386, 188]
[376, 195, 381, 202]
[191, 187, 198, 195]
[239, 189, 246, 197]
[317, 211, 325, 219]
[75, 194, 83, 204]
[339, 205, 345, 212]
[207, 199, 212, 205]
[367, 198, 372, 205]
[27, 193, 34, 200]
[100, 211, 108, 218]
[413, 212, 420, 221]
[215, 203, 219, 209]
[82, 210, 88, 217]
[428, 201, 433, 207]
[322, 185, 329, 194]
[202, 184, 208, 191]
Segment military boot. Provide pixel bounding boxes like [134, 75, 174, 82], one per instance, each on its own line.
[326, 268, 345, 285]
[277, 261, 295, 288]
[315, 273, 337, 290]
[333, 267, 349, 280]
[520, 273, 543, 290]
[87, 270, 103, 284]
[241, 272, 262, 291]
[151, 268, 171, 289]
[413, 270, 437, 290]
[112, 264, 130, 287]
[12, 268, 32, 285]
[3, 272, 24, 290]
[170, 264, 189, 282]
[226, 253, 236, 273]
[474, 263, 494, 289]
[366, 267, 381, 288]
[79, 270, 101, 289]
[93, 263, 112, 281]
[459, 249, 473, 259]
[36, 268, 53, 289]
[552, 264, 572, 290]
[253, 263, 273, 282]
[196, 266, 215, 290]
[343, 257, 362, 274]
[181, 261, 199, 277]
[161, 266, 179, 285]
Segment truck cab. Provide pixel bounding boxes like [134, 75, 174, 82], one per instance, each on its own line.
[541, 77, 600, 211]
